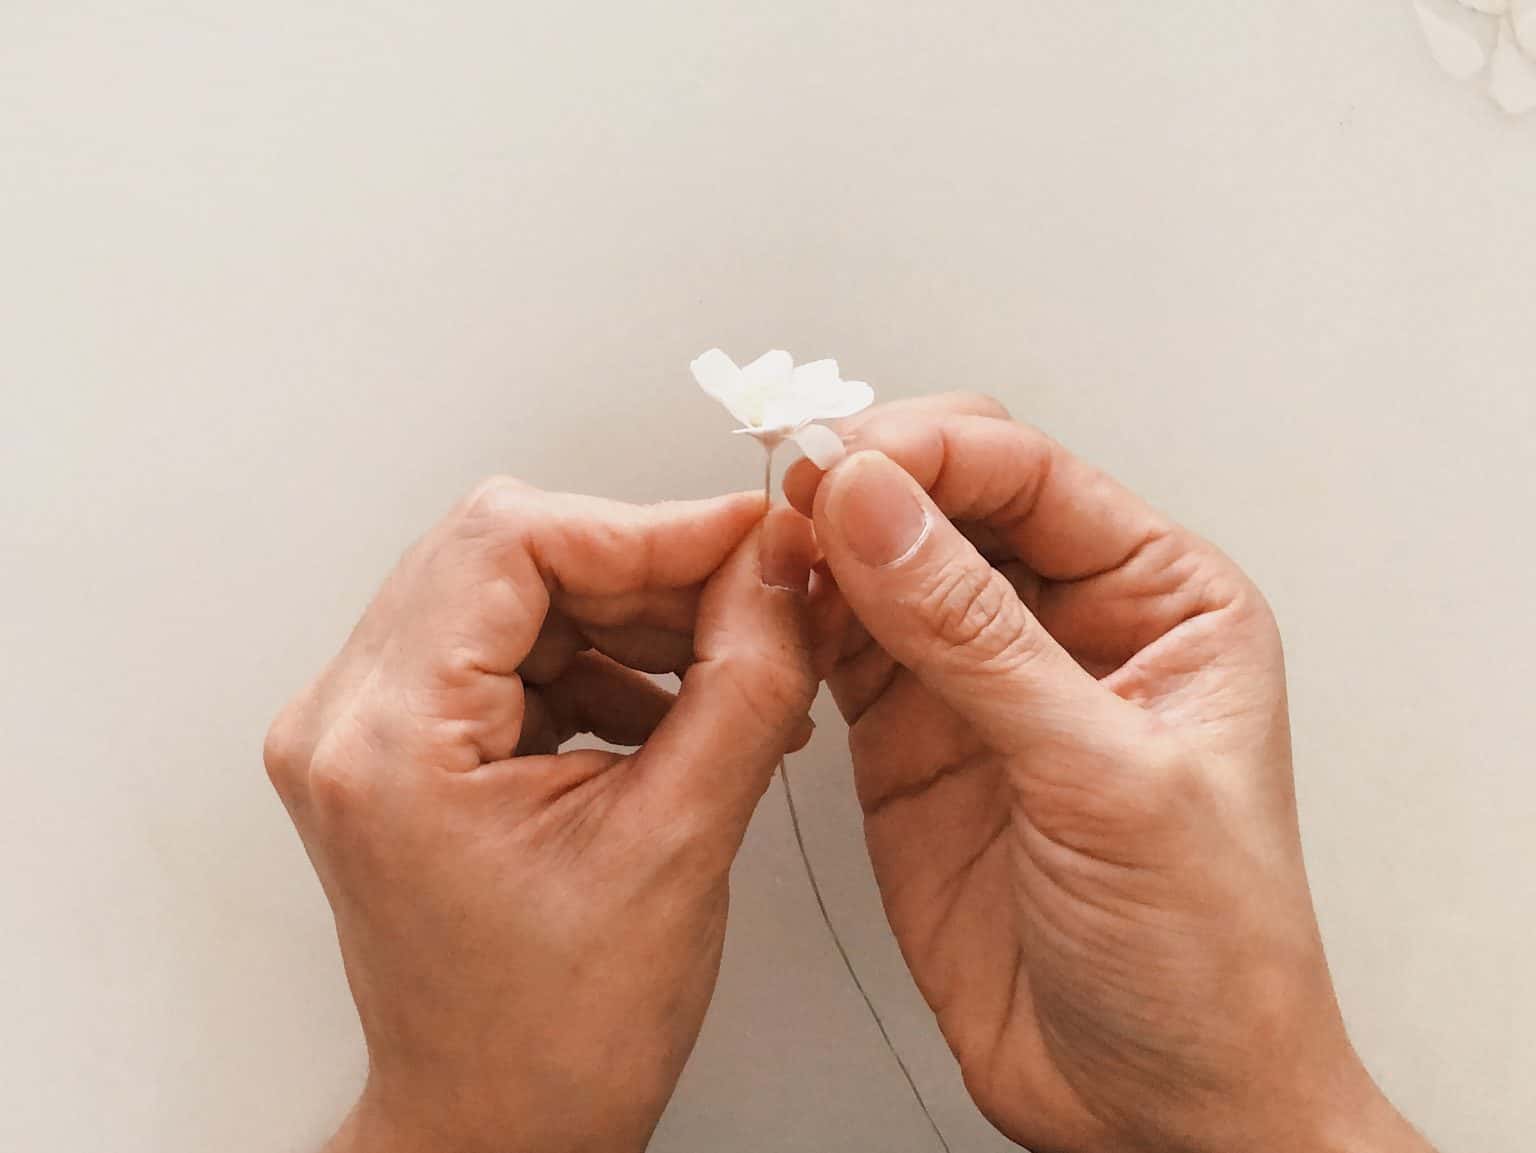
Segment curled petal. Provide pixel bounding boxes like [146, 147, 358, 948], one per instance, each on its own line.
[692, 348, 763, 427]
[791, 423, 848, 470]
[802, 377, 874, 422]
[691, 348, 740, 397]
[1490, 17, 1536, 111]
[766, 364, 874, 428]
[1515, 0, 1536, 56]
[1415, 0, 1494, 78]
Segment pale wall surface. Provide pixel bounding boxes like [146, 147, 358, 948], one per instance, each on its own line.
[2, 3, 1532, 1151]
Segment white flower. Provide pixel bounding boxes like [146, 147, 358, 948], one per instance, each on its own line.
[691, 348, 873, 470]
[1414, 0, 1536, 114]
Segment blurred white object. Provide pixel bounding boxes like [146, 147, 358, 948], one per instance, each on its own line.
[1415, 0, 1536, 112]
[691, 348, 872, 470]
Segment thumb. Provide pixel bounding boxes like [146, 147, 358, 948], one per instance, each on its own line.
[813, 451, 1126, 755]
[630, 507, 819, 854]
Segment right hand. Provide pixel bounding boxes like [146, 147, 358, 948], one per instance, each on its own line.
[786, 396, 1433, 1153]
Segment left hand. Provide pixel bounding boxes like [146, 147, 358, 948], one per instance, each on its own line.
[263, 480, 818, 1153]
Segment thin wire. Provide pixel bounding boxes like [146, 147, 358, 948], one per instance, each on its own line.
[778, 760, 954, 1153]
[763, 447, 951, 1153]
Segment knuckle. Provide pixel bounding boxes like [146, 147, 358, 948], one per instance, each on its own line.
[1128, 735, 1209, 821]
[943, 390, 1011, 420]
[459, 475, 537, 530]
[305, 728, 376, 820]
[655, 806, 722, 860]
[262, 699, 310, 802]
[1237, 581, 1284, 654]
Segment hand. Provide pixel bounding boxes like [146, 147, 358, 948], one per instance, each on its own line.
[264, 480, 818, 1153]
[786, 397, 1433, 1153]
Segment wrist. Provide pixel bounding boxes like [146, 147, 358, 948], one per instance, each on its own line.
[324, 1097, 485, 1153]
[1274, 1060, 1436, 1153]
[1315, 1083, 1437, 1153]
[324, 1087, 653, 1153]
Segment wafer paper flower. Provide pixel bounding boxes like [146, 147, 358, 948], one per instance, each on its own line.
[690, 349, 873, 470]
[1415, 0, 1536, 114]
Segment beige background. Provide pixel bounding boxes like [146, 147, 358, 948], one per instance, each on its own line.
[2, 3, 1532, 1151]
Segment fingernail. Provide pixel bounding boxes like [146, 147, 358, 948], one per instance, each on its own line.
[761, 506, 815, 593]
[833, 453, 929, 567]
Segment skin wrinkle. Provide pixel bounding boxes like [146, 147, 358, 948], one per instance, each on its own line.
[1014, 818, 1180, 929]
[915, 561, 1024, 660]
[982, 954, 1028, 1111]
[846, 664, 976, 796]
[556, 585, 702, 632]
[858, 743, 996, 820]
[1040, 551, 1232, 681]
[830, 640, 899, 724]
[958, 429, 1053, 534]
[916, 818, 1011, 977]
[1106, 604, 1265, 721]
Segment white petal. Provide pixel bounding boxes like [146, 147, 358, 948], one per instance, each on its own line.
[1415, 0, 1494, 78]
[1456, 0, 1507, 13]
[1514, 0, 1536, 56]
[691, 348, 764, 427]
[734, 426, 789, 451]
[766, 358, 876, 428]
[741, 349, 794, 390]
[802, 378, 875, 422]
[690, 348, 739, 395]
[1490, 17, 1536, 110]
[790, 358, 841, 390]
[792, 423, 847, 470]
[760, 358, 822, 430]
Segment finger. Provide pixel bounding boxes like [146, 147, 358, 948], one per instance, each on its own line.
[849, 666, 991, 814]
[629, 508, 818, 850]
[836, 390, 1011, 444]
[827, 628, 898, 724]
[813, 452, 1141, 755]
[520, 609, 586, 685]
[555, 585, 702, 633]
[807, 562, 865, 681]
[784, 392, 1009, 514]
[526, 588, 707, 684]
[514, 690, 562, 757]
[581, 624, 695, 674]
[785, 714, 816, 755]
[793, 407, 1167, 581]
[543, 652, 677, 747]
[403, 484, 765, 684]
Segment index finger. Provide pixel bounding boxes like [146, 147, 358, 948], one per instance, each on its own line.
[785, 397, 1166, 582]
[404, 481, 767, 680]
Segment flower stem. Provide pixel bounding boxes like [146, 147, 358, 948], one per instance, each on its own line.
[763, 444, 776, 508]
[778, 760, 952, 1153]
